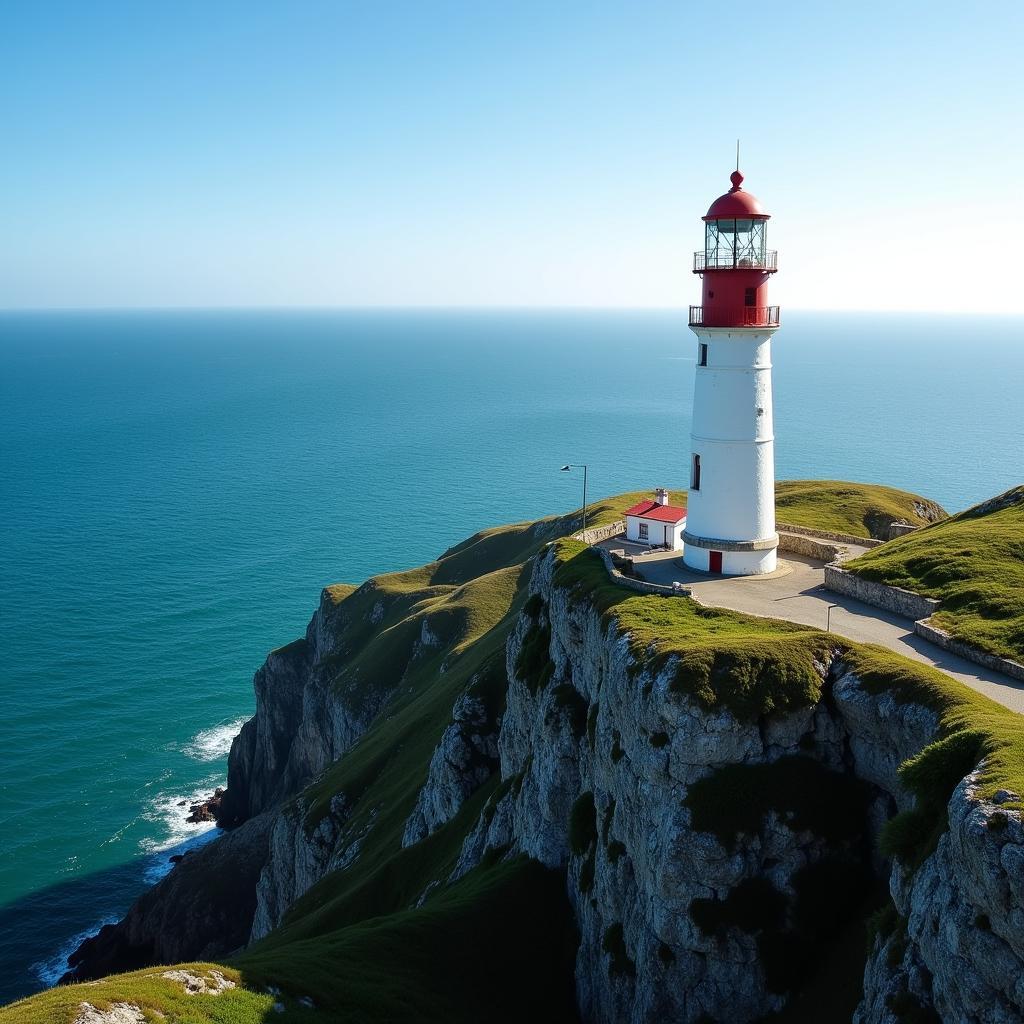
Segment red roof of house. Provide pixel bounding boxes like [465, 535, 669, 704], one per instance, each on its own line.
[623, 501, 687, 523]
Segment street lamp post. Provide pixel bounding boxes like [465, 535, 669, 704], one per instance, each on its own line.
[561, 464, 588, 539]
[826, 603, 839, 633]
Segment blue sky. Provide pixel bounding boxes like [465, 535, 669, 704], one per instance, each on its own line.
[1, 1, 1020, 310]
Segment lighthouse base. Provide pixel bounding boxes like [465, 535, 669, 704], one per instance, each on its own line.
[682, 532, 779, 576]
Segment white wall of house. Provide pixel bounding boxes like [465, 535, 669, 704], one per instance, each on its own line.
[626, 515, 686, 550]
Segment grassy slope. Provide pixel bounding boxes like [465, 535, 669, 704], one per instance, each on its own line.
[844, 486, 1024, 662]
[10, 481, 1018, 1024]
[775, 480, 946, 538]
[0, 858, 578, 1024]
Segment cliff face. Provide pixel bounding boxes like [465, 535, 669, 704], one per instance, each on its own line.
[219, 583, 395, 826]
[56, 518, 1024, 1023]
[449, 549, 915, 1020]
[857, 776, 1024, 1023]
[61, 812, 273, 984]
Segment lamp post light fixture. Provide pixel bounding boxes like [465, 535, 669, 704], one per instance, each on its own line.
[561, 464, 588, 539]
[826, 603, 839, 633]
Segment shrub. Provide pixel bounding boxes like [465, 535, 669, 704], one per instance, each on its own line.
[602, 923, 636, 978]
[684, 756, 871, 850]
[606, 840, 626, 864]
[601, 800, 615, 843]
[649, 731, 669, 748]
[586, 702, 599, 749]
[611, 733, 625, 763]
[865, 902, 899, 952]
[658, 942, 676, 967]
[568, 791, 596, 855]
[515, 621, 553, 694]
[553, 684, 588, 739]
[579, 849, 596, 894]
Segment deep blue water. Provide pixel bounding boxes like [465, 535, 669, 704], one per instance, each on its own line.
[1, 309, 1022, 1001]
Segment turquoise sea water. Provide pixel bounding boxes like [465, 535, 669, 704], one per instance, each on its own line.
[1, 309, 1022, 1001]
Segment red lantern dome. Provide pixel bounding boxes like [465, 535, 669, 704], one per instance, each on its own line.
[703, 170, 769, 221]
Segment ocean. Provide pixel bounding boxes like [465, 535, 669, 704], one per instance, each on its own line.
[1, 309, 1022, 1001]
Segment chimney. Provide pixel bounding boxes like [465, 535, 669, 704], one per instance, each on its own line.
[655, 488, 669, 506]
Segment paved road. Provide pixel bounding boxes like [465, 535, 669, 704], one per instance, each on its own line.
[600, 541, 1024, 714]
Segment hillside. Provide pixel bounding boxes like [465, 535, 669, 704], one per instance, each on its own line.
[775, 480, 947, 538]
[4, 483, 1022, 1024]
[844, 486, 1024, 662]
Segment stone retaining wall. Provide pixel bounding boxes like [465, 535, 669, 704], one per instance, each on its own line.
[776, 522, 884, 548]
[823, 565, 942, 621]
[576, 520, 626, 545]
[594, 547, 691, 598]
[913, 620, 1024, 683]
[777, 532, 842, 563]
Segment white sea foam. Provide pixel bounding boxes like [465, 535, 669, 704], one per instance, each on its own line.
[184, 717, 248, 762]
[138, 778, 224, 881]
[31, 915, 120, 987]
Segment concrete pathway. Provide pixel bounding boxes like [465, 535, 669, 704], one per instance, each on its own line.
[599, 541, 1024, 714]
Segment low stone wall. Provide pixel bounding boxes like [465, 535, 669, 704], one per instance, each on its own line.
[823, 565, 942, 621]
[576, 520, 626, 545]
[776, 522, 884, 548]
[777, 532, 842, 563]
[914, 620, 1024, 683]
[594, 547, 691, 598]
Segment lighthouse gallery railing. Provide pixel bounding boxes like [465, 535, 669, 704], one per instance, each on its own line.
[689, 305, 780, 328]
[693, 251, 778, 272]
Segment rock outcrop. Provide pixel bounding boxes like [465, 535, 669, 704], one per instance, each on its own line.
[858, 776, 1024, 1024]
[61, 812, 273, 985]
[218, 584, 394, 826]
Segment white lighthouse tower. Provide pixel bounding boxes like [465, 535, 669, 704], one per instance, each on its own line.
[683, 168, 780, 576]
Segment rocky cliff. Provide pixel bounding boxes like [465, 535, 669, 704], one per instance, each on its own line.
[49, 502, 1024, 1024]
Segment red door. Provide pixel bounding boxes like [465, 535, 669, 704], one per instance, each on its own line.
[709, 551, 723, 573]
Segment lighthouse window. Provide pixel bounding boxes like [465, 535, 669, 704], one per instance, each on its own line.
[698, 343, 708, 366]
[744, 287, 756, 307]
[691, 454, 701, 491]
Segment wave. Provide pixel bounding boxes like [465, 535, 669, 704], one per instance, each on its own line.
[30, 915, 120, 987]
[183, 717, 248, 762]
[138, 778, 225, 882]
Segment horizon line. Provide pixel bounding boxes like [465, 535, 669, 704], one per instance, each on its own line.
[0, 304, 1020, 316]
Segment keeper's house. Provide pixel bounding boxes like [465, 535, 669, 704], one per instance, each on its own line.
[624, 489, 687, 551]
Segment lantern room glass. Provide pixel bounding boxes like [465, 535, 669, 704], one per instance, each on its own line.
[704, 218, 767, 268]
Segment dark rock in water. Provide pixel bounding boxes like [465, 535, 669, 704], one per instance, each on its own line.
[168, 854, 184, 864]
[177, 800, 187, 807]
[60, 811, 273, 985]
[186, 787, 226, 824]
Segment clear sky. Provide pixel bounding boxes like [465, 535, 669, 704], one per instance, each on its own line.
[2, 0, 1021, 311]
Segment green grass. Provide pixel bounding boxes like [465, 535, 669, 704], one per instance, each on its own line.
[844, 485, 1024, 662]
[235, 856, 579, 1024]
[553, 539, 834, 721]
[775, 480, 946, 538]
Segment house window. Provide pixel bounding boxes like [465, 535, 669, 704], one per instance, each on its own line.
[698, 343, 708, 367]
[638, 522, 649, 541]
[691, 454, 701, 491]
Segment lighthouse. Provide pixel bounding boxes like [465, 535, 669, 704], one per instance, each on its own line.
[683, 168, 780, 576]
